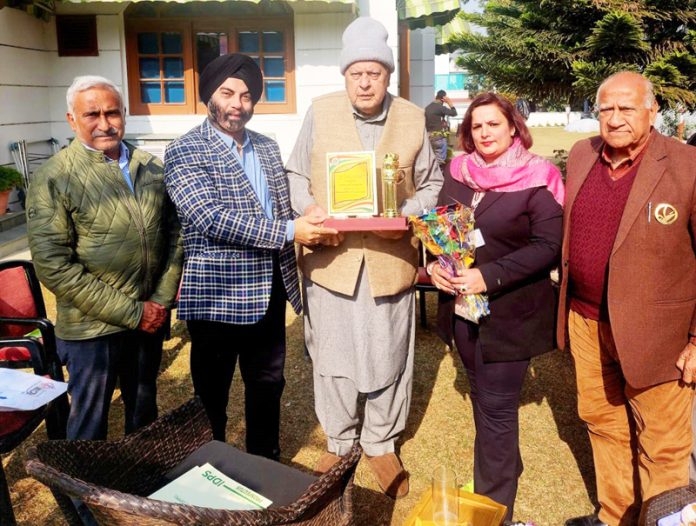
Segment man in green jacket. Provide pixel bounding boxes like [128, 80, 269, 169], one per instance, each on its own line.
[26, 75, 182, 447]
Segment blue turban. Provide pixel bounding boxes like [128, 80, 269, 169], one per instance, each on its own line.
[199, 53, 263, 105]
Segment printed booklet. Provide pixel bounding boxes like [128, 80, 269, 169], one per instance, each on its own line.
[0, 369, 67, 411]
[149, 462, 272, 511]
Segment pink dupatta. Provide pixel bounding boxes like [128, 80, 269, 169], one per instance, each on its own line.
[449, 138, 565, 206]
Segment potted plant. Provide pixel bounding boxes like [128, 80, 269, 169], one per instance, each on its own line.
[0, 166, 24, 216]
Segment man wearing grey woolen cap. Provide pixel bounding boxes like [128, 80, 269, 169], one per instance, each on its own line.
[286, 17, 443, 498]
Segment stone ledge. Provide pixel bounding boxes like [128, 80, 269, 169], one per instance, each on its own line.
[0, 222, 28, 260]
[0, 211, 26, 232]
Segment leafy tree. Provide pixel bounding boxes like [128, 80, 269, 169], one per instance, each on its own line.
[463, 72, 493, 98]
[448, 0, 696, 109]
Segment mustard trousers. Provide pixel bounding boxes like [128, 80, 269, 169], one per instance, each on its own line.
[568, 310, 693, 526]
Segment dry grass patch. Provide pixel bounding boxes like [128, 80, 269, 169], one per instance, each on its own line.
[5, 289, 596, 525]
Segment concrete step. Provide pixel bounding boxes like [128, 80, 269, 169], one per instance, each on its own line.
[0, 211, 26, 232]
[0, 222, 28, 260]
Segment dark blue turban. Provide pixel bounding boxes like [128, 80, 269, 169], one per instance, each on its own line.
[199, 53, 263, 105]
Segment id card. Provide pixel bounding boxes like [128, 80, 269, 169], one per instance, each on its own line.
[468, 228, 485, 248]
[657, 511, 681, 526]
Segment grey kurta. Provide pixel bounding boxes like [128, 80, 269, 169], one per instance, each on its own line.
[286, 93, 442, 391]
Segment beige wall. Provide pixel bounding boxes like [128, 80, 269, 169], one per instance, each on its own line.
[1, 0, 411, 163]
[47, 12, 126, 148]
[0, 7, 53, 165]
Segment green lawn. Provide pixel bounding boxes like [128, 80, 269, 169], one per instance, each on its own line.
[451, 126, 595, 161]
[529, 126, 596, 158]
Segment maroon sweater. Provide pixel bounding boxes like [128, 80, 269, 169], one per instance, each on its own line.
[568, 158, 642, 320]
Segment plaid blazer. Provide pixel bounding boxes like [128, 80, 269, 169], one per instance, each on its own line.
[164, 119, 301, 324]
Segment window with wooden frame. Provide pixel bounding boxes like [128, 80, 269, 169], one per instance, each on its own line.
[125, 3, 295, 116]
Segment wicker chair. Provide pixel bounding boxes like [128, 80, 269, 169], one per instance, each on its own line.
[25, 398, 361, 526]
[641, 482, 696, 525]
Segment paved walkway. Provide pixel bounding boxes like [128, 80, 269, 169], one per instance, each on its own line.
[1, 247, 30, 262]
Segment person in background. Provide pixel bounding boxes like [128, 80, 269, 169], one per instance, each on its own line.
[286, 16, 442, 499]
[559, 71, 696, 526]
[164, 54, 335, 461]
[26, 75, 182, 525]
[425, 89, 457, 164]
[515, 98, 531, 121]
[430, 92, 564, 523]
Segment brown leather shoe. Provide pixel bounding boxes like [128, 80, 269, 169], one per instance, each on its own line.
[366, 453, 409, 499]
[315, 452, 342, 474]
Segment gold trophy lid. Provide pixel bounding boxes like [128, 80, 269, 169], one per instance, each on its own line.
[383, 152, 399, 168]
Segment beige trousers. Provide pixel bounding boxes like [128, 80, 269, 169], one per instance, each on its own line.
[312, 342, 414, 457]
[568, 310, 693, 526]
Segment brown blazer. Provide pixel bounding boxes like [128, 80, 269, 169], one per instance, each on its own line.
[557, 131, 696, 389]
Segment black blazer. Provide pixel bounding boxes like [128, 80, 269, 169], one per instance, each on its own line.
[436, 164, 563, 362]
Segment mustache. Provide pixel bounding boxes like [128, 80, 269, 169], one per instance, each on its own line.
[226, 112, 249, 119]
[222, 109, 252, 121]
[208, 100, 252, 123]
[92, 128, 119, 138]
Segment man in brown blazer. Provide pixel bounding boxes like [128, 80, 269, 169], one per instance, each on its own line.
[558, 71, 696, 526]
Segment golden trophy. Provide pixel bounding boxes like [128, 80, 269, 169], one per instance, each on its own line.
[382, 153, 405, 218]
[322, 151, 409, 232]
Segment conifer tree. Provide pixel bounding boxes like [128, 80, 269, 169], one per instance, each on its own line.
[449, 0, 696, 108]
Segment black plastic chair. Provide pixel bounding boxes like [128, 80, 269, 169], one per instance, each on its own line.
[416, 243, 438, 329]
[0, 259, 73, 525]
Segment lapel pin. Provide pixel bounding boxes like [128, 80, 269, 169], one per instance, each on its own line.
[654, 203, 678, 225]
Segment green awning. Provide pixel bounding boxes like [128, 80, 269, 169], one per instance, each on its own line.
[435, 14, 469, 54]
[62, 0, 354, 4]
[397, 0, 460, 30]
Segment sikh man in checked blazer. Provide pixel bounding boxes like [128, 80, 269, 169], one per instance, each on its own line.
[164, 54, 337, 460]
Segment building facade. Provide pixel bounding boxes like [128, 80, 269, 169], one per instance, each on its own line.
[0, 0, 456, 165]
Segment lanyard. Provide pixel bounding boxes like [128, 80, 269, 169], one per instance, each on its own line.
[470, 191, 485, 210]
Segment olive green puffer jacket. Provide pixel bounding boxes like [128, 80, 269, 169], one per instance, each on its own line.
[26, 139, 183, 340]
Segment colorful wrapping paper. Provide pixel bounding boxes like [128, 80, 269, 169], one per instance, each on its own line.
[409, 203, 490, 323]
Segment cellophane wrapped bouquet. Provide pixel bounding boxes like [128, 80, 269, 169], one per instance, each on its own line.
[409, 203, 490, 323]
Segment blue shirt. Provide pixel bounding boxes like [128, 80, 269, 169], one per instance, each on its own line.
[212, 127, 294, 242]
[114, 142, 132, 192]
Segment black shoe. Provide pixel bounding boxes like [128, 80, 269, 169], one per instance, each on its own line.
[564, 515, 607, 526]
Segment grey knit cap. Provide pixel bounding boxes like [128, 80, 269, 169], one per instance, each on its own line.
[339, 17, 395, 74]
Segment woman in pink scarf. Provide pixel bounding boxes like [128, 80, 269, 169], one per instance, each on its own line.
[429, 93, 564, 523]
